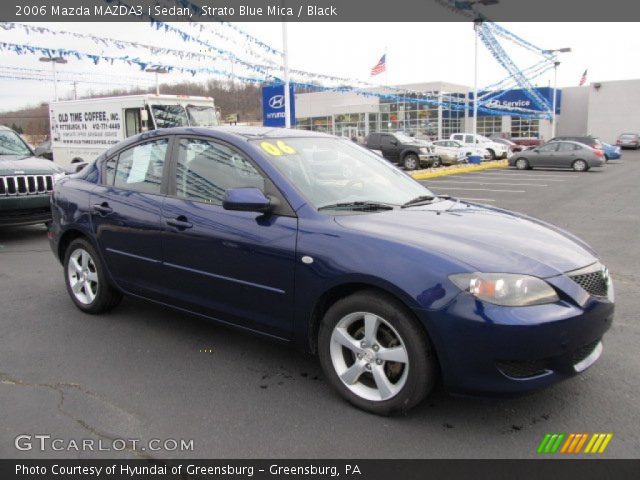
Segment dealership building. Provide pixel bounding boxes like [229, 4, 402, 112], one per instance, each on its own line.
[291, 79, 640, 144]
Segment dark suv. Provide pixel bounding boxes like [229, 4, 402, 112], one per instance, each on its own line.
[0, 126, 65, 227]
[365, 132, 438, 170]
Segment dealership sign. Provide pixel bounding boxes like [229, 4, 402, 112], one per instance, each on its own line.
[477, 87, 561, 116]
[262, 84, 295, 127]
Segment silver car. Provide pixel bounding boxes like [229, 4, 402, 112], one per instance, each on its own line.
[509, 141, 605, 172]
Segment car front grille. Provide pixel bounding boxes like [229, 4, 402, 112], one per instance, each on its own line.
[569, 268, 609, 297]
[496, 359, 550, 379]
[0, 175, 53, 196]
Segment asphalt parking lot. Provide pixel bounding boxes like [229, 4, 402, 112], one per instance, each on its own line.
[1, 153, 639, 459]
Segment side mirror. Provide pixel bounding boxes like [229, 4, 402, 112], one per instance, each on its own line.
[222, 187, 273, 213]
[390, 139, 398, 146]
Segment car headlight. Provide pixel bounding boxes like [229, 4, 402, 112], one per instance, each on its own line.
[52, 172, 66, 185]
[449, 273, 559, 306]
[419, 147, 430, 154]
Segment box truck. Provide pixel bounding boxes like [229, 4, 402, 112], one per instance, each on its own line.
[49, 94, 218, 166]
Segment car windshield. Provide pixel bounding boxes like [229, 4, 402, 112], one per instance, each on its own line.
[0, 130, 32, 157]
[253, 137, 434, 212]
[150, 104, 190, 129]
[394, 132, 415, 143]
[186, 105, 219, 127]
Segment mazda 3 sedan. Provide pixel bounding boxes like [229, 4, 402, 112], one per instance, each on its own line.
[49, 127, 614, 415]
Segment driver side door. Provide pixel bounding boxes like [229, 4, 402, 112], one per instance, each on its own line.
[532, 142, 560, 167]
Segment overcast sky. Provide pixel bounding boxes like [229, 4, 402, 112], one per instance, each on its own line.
[1, 22, 639, 111]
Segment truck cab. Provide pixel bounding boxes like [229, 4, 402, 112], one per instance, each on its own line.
[450, 133, 509, 160]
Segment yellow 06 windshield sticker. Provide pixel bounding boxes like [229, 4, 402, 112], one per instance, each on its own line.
[260, 141, 297, 156]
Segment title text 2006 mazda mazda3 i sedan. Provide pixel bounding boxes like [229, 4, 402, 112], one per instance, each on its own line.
[48, 127, 614, 415]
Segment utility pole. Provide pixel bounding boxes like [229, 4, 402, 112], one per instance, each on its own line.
[39, 56, 67, 102]
[282, 21, 291, 129]
[542, 47, 571, 138]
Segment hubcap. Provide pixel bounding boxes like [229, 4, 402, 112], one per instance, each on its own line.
[516, 159, 526, 169]
[329, 312, 409, 402]
[575, 160, 586, 171]
[67, 248, 98, 305]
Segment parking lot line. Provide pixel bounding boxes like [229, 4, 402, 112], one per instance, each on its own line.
[426, 180, 548, 187]
[459, 174, 566, 182]
[469, 171, 569, 179]
[427, 187, 526, 193]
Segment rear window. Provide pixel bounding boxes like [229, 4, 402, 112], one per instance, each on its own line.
[620, 134, 637, 140]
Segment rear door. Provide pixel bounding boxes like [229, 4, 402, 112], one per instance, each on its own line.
[380, 134, 400, 162]
[159, 136, 298, 338]
[90, 136, 170, 298]
[554, 142, 579, 167]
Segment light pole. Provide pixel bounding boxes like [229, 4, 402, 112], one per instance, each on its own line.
[39, 56, 67, 102]
[466, 0, 499, 140]
[543, 47, 571, 138]
[282, 21, 291, 129]
[145, 67, 168, 95]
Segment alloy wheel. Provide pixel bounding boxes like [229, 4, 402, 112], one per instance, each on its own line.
[67, 248, 99, 305]
[329, 312, 409, 402]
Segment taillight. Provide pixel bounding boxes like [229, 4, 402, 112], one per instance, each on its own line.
[593, 149, 604, 157]
[616, 140, 621, 144]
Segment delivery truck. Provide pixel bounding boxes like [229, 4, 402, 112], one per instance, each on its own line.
[49, 94, 218, 166]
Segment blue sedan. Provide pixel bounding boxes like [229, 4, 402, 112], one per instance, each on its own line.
[602, 142, 622, 160]
[48, 127, 614, 415]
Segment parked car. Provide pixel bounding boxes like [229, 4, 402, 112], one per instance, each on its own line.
[365, 132, 439, 170]
[449, 133, 509, 159]
[1, 126, 65, 227]
[49, 127, 613, 415]
[431, 140, 490, 165]
[549, 135, 603, 151]
[33, 139, 53, 160]
[489, 136, 524, 153]
[602, 142, 622, 161]
[616, 133, 640, 149]
[509, 140, 605, 172]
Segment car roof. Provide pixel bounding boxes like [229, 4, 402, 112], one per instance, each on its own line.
[548, 140, 589, 147]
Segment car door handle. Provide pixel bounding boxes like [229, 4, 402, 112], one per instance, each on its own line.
[166, 216, 193, 230]
[92, 202, 113, 215]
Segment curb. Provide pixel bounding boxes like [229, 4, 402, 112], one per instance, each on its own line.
[411, 160, 509, 180]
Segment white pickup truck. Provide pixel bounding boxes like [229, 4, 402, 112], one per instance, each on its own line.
[449, 133, 509, 159]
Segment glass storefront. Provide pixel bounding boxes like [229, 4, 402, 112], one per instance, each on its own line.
[511, 117, 540, 139]
[477, 116, 502, 137]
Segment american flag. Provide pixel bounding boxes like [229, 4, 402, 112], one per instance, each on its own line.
[370, 54, 386, 76]
[579, 69, 588, 86]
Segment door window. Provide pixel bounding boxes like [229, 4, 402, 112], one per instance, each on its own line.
[557, 142, 578, 152]
[381, 135, 396, 147]
[175, 138, 265, 205]
[111, 139, 168, 194]
[538, 143, 559, 153]
[452, 134, 463, 141]
[124, 108, 141, 137]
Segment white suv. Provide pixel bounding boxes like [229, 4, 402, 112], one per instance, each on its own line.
[450, 133, 509, 160]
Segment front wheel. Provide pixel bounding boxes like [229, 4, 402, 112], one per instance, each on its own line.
[572, 159, 588, 172]
[63, 238, 122, 314]
[318, 291, 437, 415]
[515, 158, 529, 170]
[403, 154, 419, 171]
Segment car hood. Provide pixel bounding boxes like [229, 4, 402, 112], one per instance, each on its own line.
[0, 155, 62, 175]
[334, 200, 598, 278]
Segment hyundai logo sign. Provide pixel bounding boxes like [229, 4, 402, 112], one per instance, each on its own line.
[268, 95, 285, 109]
[262, 84, 295, 127]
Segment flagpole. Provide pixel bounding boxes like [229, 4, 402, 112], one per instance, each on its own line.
[384, 47, 388, 87]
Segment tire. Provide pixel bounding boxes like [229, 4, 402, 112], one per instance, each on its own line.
[572, 159, 588, 172]
[318, 290, 437, 416]
[71, 157, 84, 164]
[63, 238, 122, 314]
[515, 158, 529, 170]
[403, 154, 419, 171]
[487, 149, 496, 160]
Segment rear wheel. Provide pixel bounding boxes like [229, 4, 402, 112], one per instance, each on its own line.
[318, 291, 436, 415]
[403, 154, 419, 171]
[515, 158, 529, 170]
[64, 238, 122, 314]
[572, 159, 588, 172]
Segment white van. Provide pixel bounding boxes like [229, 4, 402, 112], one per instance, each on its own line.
[49, 94, 218, 166]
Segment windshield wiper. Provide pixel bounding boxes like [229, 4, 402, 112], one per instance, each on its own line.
[317, 201, 396, 212]
[401, 195, 452, 208]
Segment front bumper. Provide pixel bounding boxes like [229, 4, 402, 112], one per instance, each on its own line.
[418, 153, 439, 165]
[0, 195, 51, 226]
[417, 277, 614, 395]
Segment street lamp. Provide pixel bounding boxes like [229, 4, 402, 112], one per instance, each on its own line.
[145, 67, 168, 95]
[39, 56, 67, 102]
[543, 47, 571, 138]
[282, 21, 291, 129]
[462, 0, 500, 140]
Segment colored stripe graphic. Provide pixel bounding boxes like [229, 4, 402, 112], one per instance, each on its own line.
[538, 433, 613, 454]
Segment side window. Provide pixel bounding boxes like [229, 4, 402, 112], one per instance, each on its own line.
[452, 134, 463, 141]
[381, 135, 395, 147]
[539, 143, 559, 153]
[465, 135, 474, 144]
[176, 138, 265, 205]
[124, 108, 142, 137]
[104, 156, 117, 185]
[113, 139, 168, 194]
[557, 142, 576, 152]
